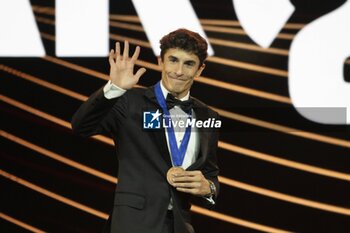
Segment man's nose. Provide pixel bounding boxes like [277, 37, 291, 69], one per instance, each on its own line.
[175, 64, 184, 76]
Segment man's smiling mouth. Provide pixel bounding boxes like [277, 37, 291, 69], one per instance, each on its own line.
[168, 74, 187, 81]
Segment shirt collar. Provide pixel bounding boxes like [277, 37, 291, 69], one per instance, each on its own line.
[160, 80, 190, 101]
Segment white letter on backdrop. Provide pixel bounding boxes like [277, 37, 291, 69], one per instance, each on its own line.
[56, 0, 109, 56]
[131, 0, 214, 56]
[233, 0, 295, 48]
[0, 0, 45, 56]
[289, 1, 350, 124]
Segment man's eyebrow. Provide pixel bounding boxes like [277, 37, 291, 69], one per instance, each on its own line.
[168, 55, 178, 60]
[185, 60, 196, 64]
[167, 55, 197, 64]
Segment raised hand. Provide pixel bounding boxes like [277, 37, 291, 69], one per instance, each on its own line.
[109, 41, 146, 90]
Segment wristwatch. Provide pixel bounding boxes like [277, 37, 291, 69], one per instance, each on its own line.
[205, 180, 216, 197]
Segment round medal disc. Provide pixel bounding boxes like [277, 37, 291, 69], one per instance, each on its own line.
[166, 167, 184, 186]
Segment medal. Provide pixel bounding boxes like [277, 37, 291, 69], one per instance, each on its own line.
[166, 167, 184, 186]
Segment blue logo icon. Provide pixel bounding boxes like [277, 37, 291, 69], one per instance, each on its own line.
[143, 110, 162, 129]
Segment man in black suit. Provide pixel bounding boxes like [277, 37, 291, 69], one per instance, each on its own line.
[72, 28, 220, 233]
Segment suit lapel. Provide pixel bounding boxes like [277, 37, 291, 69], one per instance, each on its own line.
[153, 129, 172, 168]
[144, 87, 173, 168]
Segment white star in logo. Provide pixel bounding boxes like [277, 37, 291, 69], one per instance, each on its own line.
[150, 109, 162, 122]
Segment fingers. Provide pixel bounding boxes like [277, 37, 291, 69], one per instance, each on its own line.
[113, 40, 141, 63]
[174, 182, 200, 188]
[123, 40, 129, 60]
[175, 187, 199, 195]
[171, 170, 208, 196]
[174, 171, 202, 177]
[115, 42, 120, 61]
[109, 49, 115, 66]
[134, 68, 146, 80]
[172, 176, 200, 182]
[131, 46, 140, 61]
[174, 179, 209, 196]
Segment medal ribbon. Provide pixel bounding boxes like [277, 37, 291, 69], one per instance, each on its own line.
[154, 82, 192, 167]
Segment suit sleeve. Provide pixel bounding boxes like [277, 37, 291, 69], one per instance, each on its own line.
[71, 86, 127, 137]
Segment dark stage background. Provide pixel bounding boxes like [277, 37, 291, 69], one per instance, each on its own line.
[1, 0, 349, 232]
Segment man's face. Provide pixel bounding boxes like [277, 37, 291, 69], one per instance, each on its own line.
[158, 48, 205, 99]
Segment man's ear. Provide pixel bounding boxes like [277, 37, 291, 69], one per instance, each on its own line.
[157, 56, 163, 66]
[195, 64, 206, 77]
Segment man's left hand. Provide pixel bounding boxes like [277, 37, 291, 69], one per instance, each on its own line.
[171, 170, 211, 196]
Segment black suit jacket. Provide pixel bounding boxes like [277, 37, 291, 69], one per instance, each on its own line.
[71, 85, 220, 233]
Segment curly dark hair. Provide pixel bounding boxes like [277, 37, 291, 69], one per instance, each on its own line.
[159, 28, 208, 66]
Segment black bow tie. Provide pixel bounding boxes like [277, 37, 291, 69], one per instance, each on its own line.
[166, 94, 193, 114]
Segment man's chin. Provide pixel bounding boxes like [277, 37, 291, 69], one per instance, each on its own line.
[169, 78, 187, 85]
[168, 87, 181, 94]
